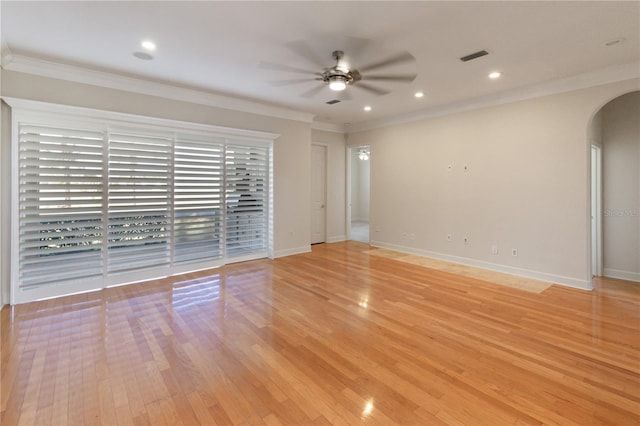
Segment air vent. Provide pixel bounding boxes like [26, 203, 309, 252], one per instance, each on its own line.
[326, 99, 341, 105]
[460, 50, 489, 62]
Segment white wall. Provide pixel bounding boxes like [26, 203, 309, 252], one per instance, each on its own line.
[311, 129, 347, 242]
[601, 92, 640, 281]
[348, 79, 640, 289]
[1, 70, 316, 304]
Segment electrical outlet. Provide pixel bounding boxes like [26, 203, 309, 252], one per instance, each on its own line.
[463, 164, 469, 173]
[447, 233, 452, 242]
[447, 164, 453, 172]
[463, 236, 469, 245]
[512, 248, 518, 257]
[491, 245, 498, 255]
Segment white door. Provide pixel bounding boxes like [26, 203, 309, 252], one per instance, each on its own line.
[311, 145, 327, 244]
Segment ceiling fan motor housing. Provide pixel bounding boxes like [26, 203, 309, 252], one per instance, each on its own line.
[322, 51, 362, 87]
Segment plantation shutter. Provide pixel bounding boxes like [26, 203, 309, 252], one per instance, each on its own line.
[173, 135, 224, 264]
[10, 99, 276, 304]
[17, 124, 105, 289]
[225, 144, 269, 259]
[107, 130, 172, 274]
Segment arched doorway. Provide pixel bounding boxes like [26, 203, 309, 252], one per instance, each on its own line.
[589, 91, 640, 283]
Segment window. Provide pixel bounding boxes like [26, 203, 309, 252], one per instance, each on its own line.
[107, 130, 173, 274]
[225, 144, 269, 258]
[18, 124, 105, 289]
[9, 99, 276, 304]
[174, 134, 225, 264]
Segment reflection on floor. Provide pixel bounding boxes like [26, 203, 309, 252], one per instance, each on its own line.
[351, 221, 369, 243]
[365, 247, 551, 293]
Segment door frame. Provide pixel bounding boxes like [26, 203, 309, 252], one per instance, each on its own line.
[591, 144, 603, 277]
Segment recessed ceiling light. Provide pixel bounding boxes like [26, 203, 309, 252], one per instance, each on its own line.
[488, 71, 502, 79]
[414, 91, 424, 98]
[133, 51, 154, 60]
[141, 40, 156, 51]
[363, 106, 372, 112]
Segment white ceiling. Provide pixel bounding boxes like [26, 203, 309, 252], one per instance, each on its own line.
[2, 1, 639, 127]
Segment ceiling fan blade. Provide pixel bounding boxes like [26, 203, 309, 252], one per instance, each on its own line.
[300, 84, 327, 98]
[269, 78, 321, 87]
[354, 82, 390, 96]
[259, 61, 321, 76]
[286, 40, 328, 69]
[358, 52, 415, 72]
[364, 74, 417, 82]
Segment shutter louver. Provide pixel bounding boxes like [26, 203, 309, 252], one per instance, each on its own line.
[107, 131, 172, 273]
[174, 135, 224, 263]
[18, 124, 104, 289]
[225, 145, 268, 258]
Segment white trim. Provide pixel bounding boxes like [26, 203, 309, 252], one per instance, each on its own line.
[590, 145, 603, 277]
[370, 240, 592, 291]
[350, 62, 640, 133]
[10, 107, 19, 305]
[12, 276, 105, 305]
[603, 268, 640, 283]
[5, 55, 637, 135]
[3, 54, 315, 124]
[0, 33, 12, 68]
[274, 245, 311, 258]
[327, 235, 346, 243]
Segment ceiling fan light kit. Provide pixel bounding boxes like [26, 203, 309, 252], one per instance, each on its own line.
[328, 75, 348, 91]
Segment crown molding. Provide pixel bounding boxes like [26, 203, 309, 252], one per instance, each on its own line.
[349, 61, 640, 133]
[1, 35, 12, 67]
[311, 120, 347, 133]
[2, 54, 316, 124]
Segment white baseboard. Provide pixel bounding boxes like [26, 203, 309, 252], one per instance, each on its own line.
[603, 268, 640, 282]
[370, 240, 592, 291]
[327, 235, 346, 243]
[274, 245, 311, 258]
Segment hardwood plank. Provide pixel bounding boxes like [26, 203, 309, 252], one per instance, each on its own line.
[2, 241, 639, 425]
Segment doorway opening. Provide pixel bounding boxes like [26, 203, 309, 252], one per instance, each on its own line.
[588, 91, 640, 284]
[349, 145, 370, 243]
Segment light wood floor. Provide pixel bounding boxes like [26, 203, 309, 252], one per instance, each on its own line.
[2, 241, 639, 425]
[365, 248, 551, 293]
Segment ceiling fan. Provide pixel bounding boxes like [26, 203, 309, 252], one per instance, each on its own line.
[262, 47, 417, 99]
